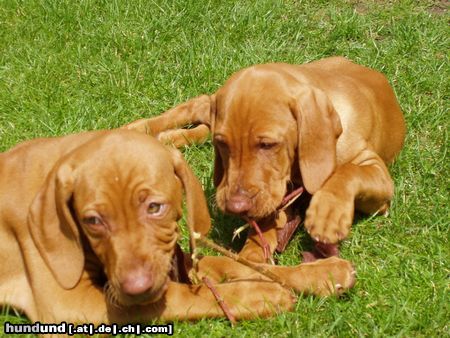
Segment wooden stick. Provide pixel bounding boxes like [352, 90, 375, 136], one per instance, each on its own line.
[246, 218, 271, 263]
[278, 186, 304, 211]
[202, 277, 237, 326]
[193, 233, 288, 288]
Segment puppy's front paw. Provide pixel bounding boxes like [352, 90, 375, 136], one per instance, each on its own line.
[122, 119, 144, 131]
[297, 257, 356, 296]
[253, 283, 296, 314]
[225, 281, 295, 318]
[304, 190, 354, 244]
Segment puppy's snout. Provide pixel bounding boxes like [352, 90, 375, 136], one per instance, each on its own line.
[226, 193, 252, 214]
[120, 270, 153, 296]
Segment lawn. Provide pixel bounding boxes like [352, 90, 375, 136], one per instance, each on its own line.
[0, 0, 448, 337]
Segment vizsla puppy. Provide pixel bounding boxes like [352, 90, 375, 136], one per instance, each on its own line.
[125, 56, 406, 262]
[0, 129, 355, 328]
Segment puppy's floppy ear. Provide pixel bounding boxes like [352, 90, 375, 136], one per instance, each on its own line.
[208, 94, 225, 188]
[213, 149, 224, 188]
[169, 148, 211, 249]
[28, 162, 84, 290]
[291, 86, 342, 194]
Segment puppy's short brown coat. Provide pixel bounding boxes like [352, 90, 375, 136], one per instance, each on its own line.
[0, 130, 354, 326]
[125, 57, 406, 262]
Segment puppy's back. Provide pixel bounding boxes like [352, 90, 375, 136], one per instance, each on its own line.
[303, 57, 406, 162]
[0, 131, 103, 223]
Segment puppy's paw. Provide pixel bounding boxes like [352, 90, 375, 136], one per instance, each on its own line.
[297, 257, 356, 297]
[224, 281, 295, 318]
[121, 118, 151, 133]
[304, 190, 354, 244]
[254, 283, 296, 314]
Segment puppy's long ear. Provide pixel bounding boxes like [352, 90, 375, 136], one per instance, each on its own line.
[208, 94, 225, 188]
[169, 148, 211, 250]
[213, 150, 224, 187]
[28, 162, 84, 290]
[291, 86, 342, 194]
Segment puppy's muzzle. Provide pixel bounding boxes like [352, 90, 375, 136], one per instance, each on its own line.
[120, 270, 153, 296]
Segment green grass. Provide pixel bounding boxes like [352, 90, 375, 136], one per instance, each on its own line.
[0, 0, 448, 337]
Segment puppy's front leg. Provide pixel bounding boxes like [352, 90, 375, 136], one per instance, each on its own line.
[197, 256, 355, 297]
[305, 150, 394, 244]
[239, 225, 278, 263]
[123, 95, 211, 135]
[112, 281, 294, 322]
[238, 211, 288, 263]
[157, 124, 210, 147]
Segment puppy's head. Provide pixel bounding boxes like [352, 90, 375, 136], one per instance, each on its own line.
[28, 130, 210, 306]
[212, 64, 342, 219]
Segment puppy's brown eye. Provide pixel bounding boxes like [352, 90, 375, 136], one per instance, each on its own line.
[83, 216, 103, 226]
[147, 202, 162, 214]
[82, 215, 106, 235]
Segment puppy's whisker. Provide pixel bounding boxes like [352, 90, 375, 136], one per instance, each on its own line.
[103, 282, 122, 309]
[208, 192, 217, 206]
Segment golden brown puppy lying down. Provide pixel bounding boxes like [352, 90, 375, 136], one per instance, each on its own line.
[124, 56, 406, 263]
[0, 129, 355, 327]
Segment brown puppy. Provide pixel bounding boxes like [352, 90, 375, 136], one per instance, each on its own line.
[0, 129, 355, 328]
[125, 57, 406, 262]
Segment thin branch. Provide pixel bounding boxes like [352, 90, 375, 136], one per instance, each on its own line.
[193, 233, 288, 288]
[202, 276, 237, 326]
